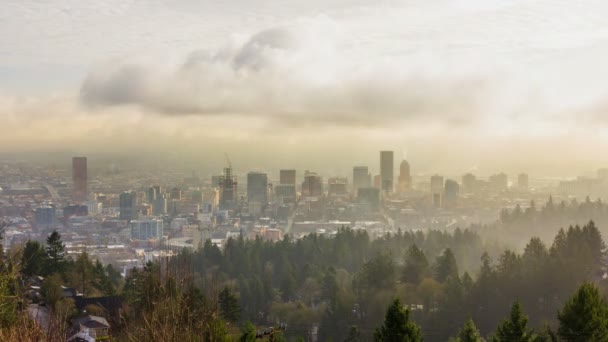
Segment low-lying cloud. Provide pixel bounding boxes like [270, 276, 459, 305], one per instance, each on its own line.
[80, 19, 490, 126]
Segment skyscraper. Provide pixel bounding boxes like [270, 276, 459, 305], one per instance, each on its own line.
[247, 172, 268, 204]
[353, 166, 371, 194]
[430, 175, 444, 207]
[328, 177, 348, 196]
[398, 160, 412, 193]
[462, 173, 477, 194]
[119, 191, 138, 221]
[302, 171, 323, 197]
[489, 173, 508, 191]
[380, 151, 394, 193]
[280, 169, 296, 186]
[219, 166, 238, 210]
[444, 179, 460, 208]
[518, 173, 529, 189]
[72, 157, 87, 203]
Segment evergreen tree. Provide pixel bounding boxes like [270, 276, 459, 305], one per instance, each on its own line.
[535, 324, 557, 342]
[219, 286, 241, 323]
[492, 301, 534, 342]
[20, 240, 47, 277]
[373, 298, 423, 342]
[455, 319, 484, 342]
[558, 282, 608, 341]
[403, 244, 429, 284]
[434, 248, 458, 283]
[45, 231, 66, 274]
[344, 325, 361, 342]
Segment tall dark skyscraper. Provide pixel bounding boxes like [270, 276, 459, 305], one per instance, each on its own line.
[353, 166, 371, 193]
[301, 171, 323, 197]
[119, 191, 138, 221]
[380, 151, 394, 193]
[72, 157, 87, 203]
[247, 172, 268, 204]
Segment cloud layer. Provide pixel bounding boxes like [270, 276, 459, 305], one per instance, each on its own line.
[80, 19, 490, 126]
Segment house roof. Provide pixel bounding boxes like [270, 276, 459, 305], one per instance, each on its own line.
[72, 315, 110, 329]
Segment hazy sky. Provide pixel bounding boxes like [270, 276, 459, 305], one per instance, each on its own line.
[2, 0, 608, 177]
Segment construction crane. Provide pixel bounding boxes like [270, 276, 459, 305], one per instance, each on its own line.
[224, 152, 232, 169]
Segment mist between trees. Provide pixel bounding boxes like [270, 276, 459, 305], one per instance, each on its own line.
[2, 205, 608, 341]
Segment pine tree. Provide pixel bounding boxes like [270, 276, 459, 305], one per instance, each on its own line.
[403, 244, 429, 284]
[219, 286, 241, 323]
[434, 248, 458, 283]
[373, 298, 423, 342]
[45, 230, 66, 274]
[21, 240, 47, 277]
[455, 319, 484, 342]
[492, 301, 534, 342]
[558, 282, 608, 341]
[535, 324, 557, 342]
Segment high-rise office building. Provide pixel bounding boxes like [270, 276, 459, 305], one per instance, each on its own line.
[211, 175, 222, 188]
[219, 166, 238, 210]
[431, 175, 444, 194]
[431, 175, 444, 207]
[302, 171, 323, 197]
[380, 151, 394, 193]
[353, 166, 372, 194]
[170, 188, 182, 200]
[247, 172, 268, 204]
[153, 194, 167, 215]
[119, 191, 138, 221]
[72, 157, 87, 203]
[280, 169, 297, 186]
[398, 160, 412, 193]
[462, 173, 477, 194]
[489, 173, 508, 191]
[328, 177, 348, 196]
[146, 187, 157, 202]
[444, 179, 460, 208]
[275, 184, 297, 201]
[518, 173, 529, 189]
[131, 218, 163, 240]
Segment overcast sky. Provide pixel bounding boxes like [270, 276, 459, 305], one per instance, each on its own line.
[2, 0, 608, 177]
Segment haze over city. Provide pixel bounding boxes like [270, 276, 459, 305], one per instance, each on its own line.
[5, 1, 608, 342]
[2, 0, 608, 176]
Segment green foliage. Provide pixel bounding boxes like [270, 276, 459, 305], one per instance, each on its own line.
[219, 286, 241, 323]
[492, 301, 534, 342]
[373, 298, 423, 342]
[403, 244, 428, 284]
[41, 273, 63, 309]
[239, 321, 257, 342]
[558, 282, 608, 341]
[45, 231, 66, 274]
[434, 248, 458, 283]
[21, 240, 47, 277]
[535, 324, 557, 342]
[0, 258, 19, 328]
[455, 319, 484, 342]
